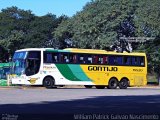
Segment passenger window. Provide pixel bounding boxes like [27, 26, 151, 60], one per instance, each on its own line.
[87, 55, 93, 64]
[52, 53, 59, 63]
[93, 55, 99, 64]
[132, 57, 139, 66]
[98, 56, 103, 64]
[108, 56, 116, 65]
[123, 56, 131, 65]
[132, 56, 144, 66]
[78, 54, 85, 64]
[46, 53, 52, 63]
[103, 56, 108, 64]
[69, 54, 77, 63]
[44, 52, 59, 63]
[139, 57, 144, 66]
[116, 56, 123, 65]
[62, 54, 69, 63]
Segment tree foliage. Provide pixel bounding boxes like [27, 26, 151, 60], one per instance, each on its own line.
[54, 0, 160, 74]
[54, 0, 136, 48]
[0, 7, 68, 61]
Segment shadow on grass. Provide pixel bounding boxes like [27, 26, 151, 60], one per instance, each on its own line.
[0, 95, 160, 120]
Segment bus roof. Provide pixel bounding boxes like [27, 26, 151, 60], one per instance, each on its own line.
[64, 48, 146, 56]
[15, 48, 146, 56]
[16, 48, 46, 52]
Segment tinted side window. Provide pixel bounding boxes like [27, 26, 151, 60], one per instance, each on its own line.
[116, 56, 123, 65]
[132, 57, 139, 66]
[103, 56, 108, 64]
[69, 54, 77, 63]
[108, 56, 116, 65]
[132, 56, 145, 66]
[108, 56, 123, 65]
[52, 53, 59, 63]
[43, 52, 59, 63]
[93, 55, 99, 64]
[77, 54, 86, 64]
[139, 57, 145, 66]
[86, 55, 93, 64]
[46, 53, 52, 63]
[123, 56, 131, 65]
[93, 55, 108, 64]
[60, 53, 69, 63]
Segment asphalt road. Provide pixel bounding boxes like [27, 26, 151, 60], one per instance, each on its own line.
[0, 87, 160, 120]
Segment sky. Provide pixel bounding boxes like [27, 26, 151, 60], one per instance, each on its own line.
[0, 0, 91, 17]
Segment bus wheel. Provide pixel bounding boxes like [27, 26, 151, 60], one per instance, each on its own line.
[119, 78, 128, 89]
[43, 77, 55, 88]
[84, 85, 93, 88]
[95, 85, 105, 89]
[108, 78, 118, 89]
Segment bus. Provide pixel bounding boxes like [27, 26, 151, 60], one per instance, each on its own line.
[11, 48, 147, 89]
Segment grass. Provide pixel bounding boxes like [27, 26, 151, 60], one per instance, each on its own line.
[147, 73, 159, 84]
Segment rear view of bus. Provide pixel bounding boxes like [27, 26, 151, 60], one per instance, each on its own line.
[11, 49, 41, 85]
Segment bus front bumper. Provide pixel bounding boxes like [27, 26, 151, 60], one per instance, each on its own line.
[11, 76, 40, 85]
[11, 78, 28, 85]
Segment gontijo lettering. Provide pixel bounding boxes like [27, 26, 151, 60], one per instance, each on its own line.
[88, 66, 118, 71]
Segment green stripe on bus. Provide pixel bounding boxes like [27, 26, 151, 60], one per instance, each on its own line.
[67, 64, 92, 81]
[55, 64, 81, 81]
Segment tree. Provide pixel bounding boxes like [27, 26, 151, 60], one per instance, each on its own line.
[0, 45, 8, 62]
[54, 0, 138, 49]
[54, 0, 160, 74]
[0, 7, 68, 61]
[0, 30, 24, 57]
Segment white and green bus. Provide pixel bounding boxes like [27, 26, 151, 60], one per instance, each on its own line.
[11, 48, 147, 89]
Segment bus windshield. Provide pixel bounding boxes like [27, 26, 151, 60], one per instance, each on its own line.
[12, 51, 27, 75]
[12, 59, 26, 75]
[12, 51, 41, 76]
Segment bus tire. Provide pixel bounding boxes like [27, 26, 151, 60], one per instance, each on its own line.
[107, 78, 118, 89]
[43, 77, 55, 88]
[119, 78, 128, 89]
[84, 85, 93, 88]
[95, 85, 105, 89]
